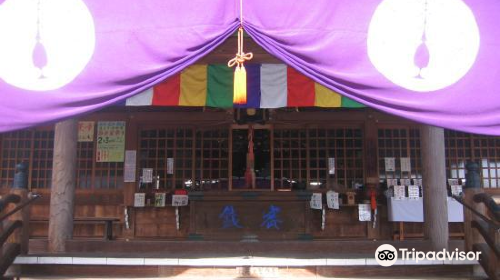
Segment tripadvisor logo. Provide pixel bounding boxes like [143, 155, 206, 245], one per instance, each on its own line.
[375, 244, 481, 267]
[375, 244, 398, 267]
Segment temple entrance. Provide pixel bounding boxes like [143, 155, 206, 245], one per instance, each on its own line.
[231, 125, 271, 190]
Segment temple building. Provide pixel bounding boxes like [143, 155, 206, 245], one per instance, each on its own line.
[1, 0, 499, 278]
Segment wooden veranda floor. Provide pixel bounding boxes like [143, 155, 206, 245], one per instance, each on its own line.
[7, 239, 482, 279]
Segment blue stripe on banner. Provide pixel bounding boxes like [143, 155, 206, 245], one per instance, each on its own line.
[234, 64, 261, 109]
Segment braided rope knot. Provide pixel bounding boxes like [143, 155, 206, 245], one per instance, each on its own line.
[228, 52, 253, 68]
[227, 26, 253, 68]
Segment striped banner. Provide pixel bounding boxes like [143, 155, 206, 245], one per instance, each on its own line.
[126, 64, 364, 108]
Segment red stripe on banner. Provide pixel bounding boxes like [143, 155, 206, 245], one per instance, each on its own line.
[287, 67, 315, 107]
[152, 74, 181, 106]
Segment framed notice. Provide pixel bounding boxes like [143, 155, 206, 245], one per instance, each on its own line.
[310, 193, 322, 210]
[155, 193, 166, 207]
[384, 157, 395, 172]
[408, 185, 420, 200]
[358, 204, 371, 221]
[400, 157, 411, 172]
[78, 121, 94, 142]
[394, 185, 406, 200]
[124, 150, 137, 182]
[134, 193, 145, 207]
[96, 121, 126, 162]
[326, 190, 339, 209]
[172, 195, 189, 207]
[451, 185, 463, 197]
[328, 158, 335, 175]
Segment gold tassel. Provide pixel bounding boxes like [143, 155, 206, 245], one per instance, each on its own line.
[228, 26, 252, 105]
[233, 65, 247, 104]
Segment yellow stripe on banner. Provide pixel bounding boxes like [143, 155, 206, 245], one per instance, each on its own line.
[314, 83, 341, 107]
[179, 65, 208, 106]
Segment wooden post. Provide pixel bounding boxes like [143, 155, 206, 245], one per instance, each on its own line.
[4, 163, 30, 277]
[364, 111, 380, 239]
[462, 162, 484, 252]
[421, 125, 449, 250]
[48, 119, 78, 253]
[7, 163, 30, 254]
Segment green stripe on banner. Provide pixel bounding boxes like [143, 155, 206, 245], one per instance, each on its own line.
[207, 64, 233, 108]
[341, 96, 365, 108]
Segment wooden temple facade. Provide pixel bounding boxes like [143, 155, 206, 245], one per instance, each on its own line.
[0, 107, 499, 243]
[1, 37, 500, 279]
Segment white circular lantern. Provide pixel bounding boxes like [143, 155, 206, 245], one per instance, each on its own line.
[0, 0, 95, 91]
[367, 0, 480, 92]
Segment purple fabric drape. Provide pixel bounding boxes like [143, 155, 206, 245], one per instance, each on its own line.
[0, 0, 239, 132]
[244, 0, 500, 135]
[1, 0, 500, 135]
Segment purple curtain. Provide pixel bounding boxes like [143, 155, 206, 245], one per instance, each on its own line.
[244, 0, 500, 135]
[1, 0, 500, 135]
[0, 0, 239, 132]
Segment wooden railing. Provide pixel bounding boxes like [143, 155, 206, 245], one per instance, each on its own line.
[454, 193, 500, 280]
[0, 193, 39, 278]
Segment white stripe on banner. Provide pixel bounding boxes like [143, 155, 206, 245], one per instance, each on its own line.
[125, 88, 153, 106]
[260, 64, 287, 108]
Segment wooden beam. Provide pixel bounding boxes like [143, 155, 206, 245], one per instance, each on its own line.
[48, 119, 78, 252]
[421, 125, 449, 250]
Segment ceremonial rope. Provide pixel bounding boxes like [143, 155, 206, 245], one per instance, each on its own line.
[227, 0, 253, 68]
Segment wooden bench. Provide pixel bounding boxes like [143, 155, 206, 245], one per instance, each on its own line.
[31, 217, 120, 240]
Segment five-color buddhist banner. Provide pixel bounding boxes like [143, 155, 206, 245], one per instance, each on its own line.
[125, 64, 363, 109]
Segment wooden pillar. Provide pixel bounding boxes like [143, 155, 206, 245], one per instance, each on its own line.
[48, 119, 78, 253]
[364, 111, 380, 239]
[421, 125, 449, 250]
[122, 114, 138, 239]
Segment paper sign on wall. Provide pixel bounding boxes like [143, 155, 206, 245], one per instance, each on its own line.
[385, 157, 395, 172]
[400, 157, 411, 172]
[326, 191, 339, 209]
[328, 158, 335, 175]
[408, 185, 420, 200]
[358, 204, 372, 221]
[310, 193, 322, 209]
[142, 168, 153, 183]
[448, 179, 459, 186]
[172, 195, 189, 206]
[387, 179, 398, 187]
[400, 178, 411, 186]
[124, 150, 137, 182]
[414, 178, 423, 186]
[451, 185, 463, 197]
[167, 158, 174, 174]
[394, 185, 406, 200]
[134, 193, 145, 207]
[78, 121, 94, 142]
[96, 121, 126, 162]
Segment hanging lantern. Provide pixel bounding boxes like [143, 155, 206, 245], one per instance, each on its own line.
[228, 24, 253, 104]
